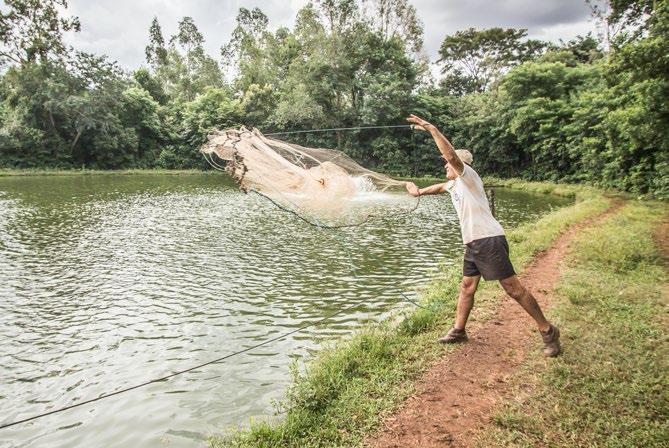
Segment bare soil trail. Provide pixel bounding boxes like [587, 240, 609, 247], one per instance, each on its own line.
[366, 200, 624, 448]
[655, 215, 669, 269]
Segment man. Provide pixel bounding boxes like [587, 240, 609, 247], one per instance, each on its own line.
[405, 114, 560, 357]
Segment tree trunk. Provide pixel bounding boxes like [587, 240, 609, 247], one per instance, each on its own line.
[71, 128, 83, 152]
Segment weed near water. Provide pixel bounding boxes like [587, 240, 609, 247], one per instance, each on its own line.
[477, 201, 668, 447]
[209, 182, 612, 448]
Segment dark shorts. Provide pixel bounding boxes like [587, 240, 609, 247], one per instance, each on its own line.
[463, 235, 516, 281]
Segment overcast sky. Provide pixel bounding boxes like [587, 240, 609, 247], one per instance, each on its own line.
[49, 0, 597, 72]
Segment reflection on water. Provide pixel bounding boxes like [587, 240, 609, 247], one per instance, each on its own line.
[0, 174, 570, 448]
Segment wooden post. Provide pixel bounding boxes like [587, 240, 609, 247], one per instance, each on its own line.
[486, 188, 496, 218]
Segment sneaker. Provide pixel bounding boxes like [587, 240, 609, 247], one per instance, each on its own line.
[541, 324, 561, 357]
[438, 327, 468, 344]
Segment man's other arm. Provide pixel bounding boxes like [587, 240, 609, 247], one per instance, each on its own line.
[405, 182, 447, 197]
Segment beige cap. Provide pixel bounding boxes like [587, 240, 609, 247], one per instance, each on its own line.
[455, 149, 473, 165]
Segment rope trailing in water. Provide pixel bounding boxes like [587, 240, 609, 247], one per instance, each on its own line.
[251, 192, 435, 312]
[250, 189, 420, 230]
[0, 288, 398, 430]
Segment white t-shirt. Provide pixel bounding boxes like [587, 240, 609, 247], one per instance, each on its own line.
[445, 164, 504, 244]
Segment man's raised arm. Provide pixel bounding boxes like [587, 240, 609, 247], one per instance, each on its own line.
[406, 114, 464, 175]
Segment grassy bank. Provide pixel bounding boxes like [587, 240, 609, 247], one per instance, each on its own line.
[476, 201, 668, 447]
[0, 168, 209, 177]
[209, 181, 612, 448]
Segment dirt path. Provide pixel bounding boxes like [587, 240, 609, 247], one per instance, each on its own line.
[366, 200, 624, 448]
[655, 217, 669, 269]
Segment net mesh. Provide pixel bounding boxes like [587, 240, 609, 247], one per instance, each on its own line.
[200, 127, 419, 227]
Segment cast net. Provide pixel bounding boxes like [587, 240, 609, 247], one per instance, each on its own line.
[200, 127, 419, 227]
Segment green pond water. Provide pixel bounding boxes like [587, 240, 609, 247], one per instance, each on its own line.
[0, 174, 571, 447]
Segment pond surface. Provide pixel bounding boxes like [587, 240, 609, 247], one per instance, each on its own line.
[0, 174, 570, 448]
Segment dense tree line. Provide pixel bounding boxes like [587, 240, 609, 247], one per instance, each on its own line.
[0, 0, 666, 197]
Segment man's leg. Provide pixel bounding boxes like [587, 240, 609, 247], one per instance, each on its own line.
[439, 275, 480, 344]
[499, 275, 561, 357]
[454, 275, 481, 330]
[498, 275, 550, 332]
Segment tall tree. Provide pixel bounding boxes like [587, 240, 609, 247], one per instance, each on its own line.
[316, 0, 359, 35]
[221, 7, 269, 63]
[221, 7, 271, 89]
[608, 0, 655, 28]
[0, 0, 80, 66]
[438, 27, 546, 94]
[586, 0, 628, 50]
[170, 16, 204, 55]
[151, 16, 223, 101]
[145, 17, 167, 69]
[363, 0, 423, 53]
[587, 0, 657, 48]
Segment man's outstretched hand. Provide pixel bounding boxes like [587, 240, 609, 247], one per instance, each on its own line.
[405, 181, 420, 197]
[407, 114, 433, 132]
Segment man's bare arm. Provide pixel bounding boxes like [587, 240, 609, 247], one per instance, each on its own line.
[406, 114, 464, 175]
[405, 182, 446, 197]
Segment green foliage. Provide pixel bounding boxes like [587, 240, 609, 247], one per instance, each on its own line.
[154, 16, 225, 102]
[181, 88, 241, 147]
[602, 1, 669, 197]
[365, 0, 423, 53]
[120, 86, 164, 167]
[554, 33, 604, 65]
[438, 27, 547, 94]
[453, 13, 668, 197]
[0, 0, 80, 66]
[0, 0, 667, 196]
[133, 68, 168, 105]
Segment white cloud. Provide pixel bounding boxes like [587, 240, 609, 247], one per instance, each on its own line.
[531, 19, 598, 44]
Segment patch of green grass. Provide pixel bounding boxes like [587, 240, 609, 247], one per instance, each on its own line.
[209, 182, 613, 448]
[483, 177, 615, 201]
[477, 201, 668, 448]
[0, 168, 209, 177]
